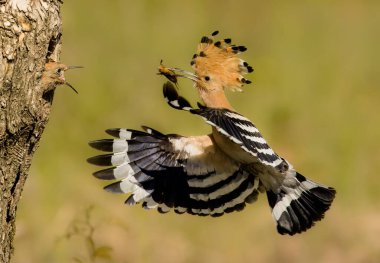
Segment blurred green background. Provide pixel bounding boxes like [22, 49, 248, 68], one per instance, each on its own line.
[14, 0, 380, 262]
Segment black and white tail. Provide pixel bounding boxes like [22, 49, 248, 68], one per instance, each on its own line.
[266, 172, 336, 235]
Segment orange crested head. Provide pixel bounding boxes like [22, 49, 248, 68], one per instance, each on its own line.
[190, 31, 253, 92]
[157, 31, 254, 109]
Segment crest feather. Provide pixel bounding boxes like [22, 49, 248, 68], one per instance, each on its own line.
[190, 31, 253, 92]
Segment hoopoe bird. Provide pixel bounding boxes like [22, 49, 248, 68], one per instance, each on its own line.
[41, 61, 81, 94]
[30, 61, 81, 117]
[88, 31, 336, 235]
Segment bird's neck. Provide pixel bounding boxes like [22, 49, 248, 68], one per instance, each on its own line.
[198, 88, 234, 111]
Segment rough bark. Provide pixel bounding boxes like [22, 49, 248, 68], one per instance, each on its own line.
[0, 0, 62, 262]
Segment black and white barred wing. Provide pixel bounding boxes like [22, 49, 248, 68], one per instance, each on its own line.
[87, 127, 260, 217]
[193, 107, 285, 168]
[163, 82, 285, 170]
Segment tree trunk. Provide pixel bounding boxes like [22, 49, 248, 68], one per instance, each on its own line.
[0, 0, 62, 261]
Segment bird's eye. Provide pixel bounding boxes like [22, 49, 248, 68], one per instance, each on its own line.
[204, 76, 210, 81]
[55, 68, 63, 74]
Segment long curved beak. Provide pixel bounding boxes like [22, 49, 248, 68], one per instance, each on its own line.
[65, 66, 84, 70]
[63, 66, 83, 93]
[167, 68, 199, 82]
[65, 82, 79, 94]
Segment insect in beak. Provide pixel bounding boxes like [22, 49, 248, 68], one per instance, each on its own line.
[157, 60, 180, 87]
[158, 60, 199, 85]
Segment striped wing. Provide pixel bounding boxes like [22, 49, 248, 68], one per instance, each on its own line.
[88, 127, 260, 217]
[163, 82, 286, 170]
[193, 107, 284, 168]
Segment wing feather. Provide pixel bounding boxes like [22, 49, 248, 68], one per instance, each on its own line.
[162, 82, 286, 170]
[88, 128, 260, 216]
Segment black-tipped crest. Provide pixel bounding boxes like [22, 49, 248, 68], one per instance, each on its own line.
[211, 30, 219, 36]
[200, 36, 210, 43]
[190, 32, 254, 92]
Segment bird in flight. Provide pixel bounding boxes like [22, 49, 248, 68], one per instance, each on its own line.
[88, 31, 335, 235]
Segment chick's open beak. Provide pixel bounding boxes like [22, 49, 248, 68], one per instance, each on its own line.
[64, 82, 78, 94]
[65, 65, 84, 70]
[63, 66, 83, 93]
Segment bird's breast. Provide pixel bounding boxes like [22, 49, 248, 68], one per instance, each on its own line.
[211, 127, 255, 163]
